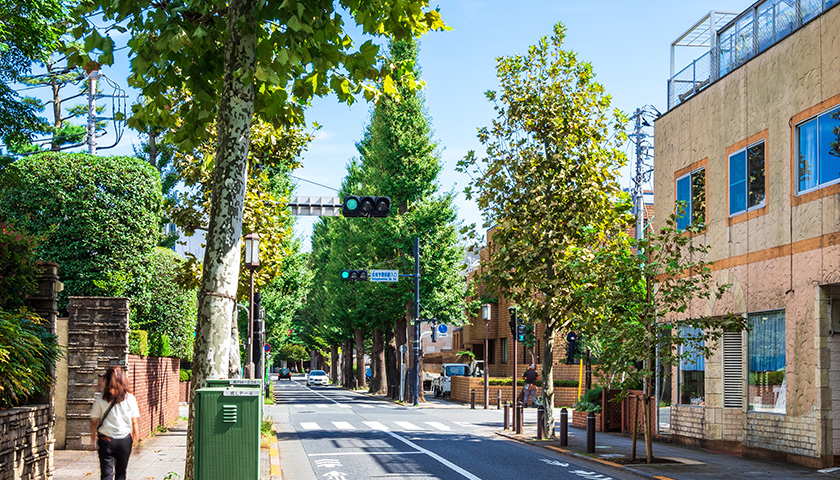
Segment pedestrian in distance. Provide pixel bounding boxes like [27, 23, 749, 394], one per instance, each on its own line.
[89, 366, 141, 480]
[522, 364, 538, 407]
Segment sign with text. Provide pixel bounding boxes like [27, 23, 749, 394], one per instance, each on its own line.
[370, 269, 399, 282]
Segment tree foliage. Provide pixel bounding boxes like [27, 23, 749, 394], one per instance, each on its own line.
[0, 309, 61, 408]
[0, 152, 162, 312]
[0, 223, 39, 309]
[457, 23, 629, 437]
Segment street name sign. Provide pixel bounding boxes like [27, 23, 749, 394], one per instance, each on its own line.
[370, 270, 399, 282]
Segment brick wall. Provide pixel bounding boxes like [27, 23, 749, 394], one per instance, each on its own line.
[450, 376, 580, 407]
[0, 405, 52, 479]
[126, 355, 180, 440]
[180, 381, 191, 403]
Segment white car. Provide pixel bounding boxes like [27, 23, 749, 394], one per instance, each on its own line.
[306, 370, 329, 386]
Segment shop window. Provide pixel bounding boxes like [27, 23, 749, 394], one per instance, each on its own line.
[796, 106, 840, 194]
[501, 338, 508, 364]
[729, 141, 766, 216]
[488, 339, 496, 365]
[748, 310, 786, 413]
[676, 168, 706, 229]
[678, 327, 705, 405]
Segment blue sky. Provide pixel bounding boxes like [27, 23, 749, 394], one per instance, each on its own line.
[292, 0, 750, 249]
[19, 0, 752, 251]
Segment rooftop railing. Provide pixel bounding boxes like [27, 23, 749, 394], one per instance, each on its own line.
[668, 0, 838, 110]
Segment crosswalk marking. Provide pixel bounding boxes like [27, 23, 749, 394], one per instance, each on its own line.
[338, 405, 352, 409]
[300, 422, 319, 430]
[293, 405, 305, 408]
[363, 421, 389, 431]
[454, 422, 478, 428]
[394, 421, 423, 431]
[424, 422, 450, 431]
[331, 421, 355, 430]
[358, 404, 375, 409]
[315, 404, 328, 409]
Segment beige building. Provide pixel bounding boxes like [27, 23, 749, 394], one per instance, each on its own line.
[655, 0, 840, 468]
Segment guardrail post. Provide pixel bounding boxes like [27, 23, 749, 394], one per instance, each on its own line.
[537, 405, 545, 440]
[515, 402, 523, 434]
[586, 411, 596, 453]
[470, 389, 476, 409]
[559, 408, 568, 446]
[497, 389, 502, 410]
[503, 401, 510, 430]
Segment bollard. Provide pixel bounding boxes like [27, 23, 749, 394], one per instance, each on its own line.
[537, 405, 545, 440]
[497, 390, 502, 410]
[515, 401, 524, 434]
[559, 408, 568, 446]
[503, 401, 510, 430]
[586, 411, 596, 453]
[470, 389, 476, 409]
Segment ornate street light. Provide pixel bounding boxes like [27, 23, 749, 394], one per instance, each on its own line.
[244, 232, 260, 379]
[482, 303, 492, 409]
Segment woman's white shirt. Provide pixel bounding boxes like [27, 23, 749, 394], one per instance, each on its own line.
[90, 393, 141, 439]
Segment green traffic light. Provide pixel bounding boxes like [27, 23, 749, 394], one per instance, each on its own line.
[341, 270, 350, 279]
[346, 197, 359, 211]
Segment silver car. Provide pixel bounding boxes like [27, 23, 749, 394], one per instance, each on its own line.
[306, 370, 329, 386]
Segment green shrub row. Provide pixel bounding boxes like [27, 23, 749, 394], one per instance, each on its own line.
[129, 330, 149, 356]
[485, 378, 578, 388]
[749, 370, 785, 386]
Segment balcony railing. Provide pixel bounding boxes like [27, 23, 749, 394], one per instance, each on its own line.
[668, 0, 839, 110]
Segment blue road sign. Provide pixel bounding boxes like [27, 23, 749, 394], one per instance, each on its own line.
[438, 324, 447, 334]
[370, 269, 399, 282]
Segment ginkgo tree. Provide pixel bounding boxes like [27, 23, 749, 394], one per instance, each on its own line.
[68, 0, 446, 476]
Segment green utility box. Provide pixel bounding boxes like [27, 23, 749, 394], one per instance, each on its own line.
[194, 386, 261, 480]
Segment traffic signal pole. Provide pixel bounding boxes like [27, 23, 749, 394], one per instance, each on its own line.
[412, 237, 421, 406]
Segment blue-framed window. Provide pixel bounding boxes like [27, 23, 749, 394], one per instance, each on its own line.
[748, 310, 785, 413]
[676, 168, 706, 230]
[729, 141, 766, 216]
[796, 106, 840, 194]
[678, 326, 705, 405]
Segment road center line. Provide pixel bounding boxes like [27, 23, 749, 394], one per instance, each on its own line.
[384, 430, 483, 480]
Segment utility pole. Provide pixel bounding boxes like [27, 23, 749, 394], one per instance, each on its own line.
[87, 70, 100, 155]
[412, 237, 421, 406]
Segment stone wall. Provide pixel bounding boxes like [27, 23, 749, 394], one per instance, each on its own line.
[0, 406, 52, 480]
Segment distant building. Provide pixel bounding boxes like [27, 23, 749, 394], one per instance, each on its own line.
[657, 1, 840, 468]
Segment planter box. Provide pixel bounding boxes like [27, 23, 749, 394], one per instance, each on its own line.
[571, 410, 605, 431]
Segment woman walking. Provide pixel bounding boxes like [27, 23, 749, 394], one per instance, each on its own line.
[89, 366, 141, 480]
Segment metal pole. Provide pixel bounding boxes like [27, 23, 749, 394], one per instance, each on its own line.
[470, 389, 476, 409]
[247, 268, 255, 379]
[515, 402, 523, 434]
[497, 389, 502, 409]
[413, 237, 420, 406]
[586, 411, 596, 453]
[537, 405, 545, 440]
[559, 408, 568, 446]
[87, 71, 99, 155]
[503, 401, 510, 430]
[634, 108, 645, 241]
[484, 319, 489, 409]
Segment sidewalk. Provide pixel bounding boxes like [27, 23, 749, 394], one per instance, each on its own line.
[500, 409, 840, 480]
[53, 405, 275, 480]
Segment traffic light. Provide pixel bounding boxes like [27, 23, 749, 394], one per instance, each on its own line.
[340, 269, 368, 281]
[431, 322, 438, 343]
[342, 195, 391, 217]
[508, 306, 517, 337]
[517, 324, 527, 343]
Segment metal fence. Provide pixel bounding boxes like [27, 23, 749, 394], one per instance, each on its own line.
[668, 0, 838, 109]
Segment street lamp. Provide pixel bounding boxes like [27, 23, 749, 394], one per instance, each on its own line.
[244, 232, 260, 379]
[482, 303, 491, 409]
[509, 306, 518, 410]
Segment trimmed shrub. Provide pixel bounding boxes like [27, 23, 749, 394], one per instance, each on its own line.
[489, 378, 578, 388]
[129, 330, 149, 356]
[179, 369, 192, 382]
[0, 224, 38, 309]
[149, 332, 173, 357]
[0, 309, 61, 408]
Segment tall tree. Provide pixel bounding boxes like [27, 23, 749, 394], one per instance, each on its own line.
[71, 2, 445, 474]
[0, 0, 68, 146]
[457, 23, 628, 437]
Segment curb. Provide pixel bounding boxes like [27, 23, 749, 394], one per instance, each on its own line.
[269, 423, 282, 479]
[494, 430, 675, 480]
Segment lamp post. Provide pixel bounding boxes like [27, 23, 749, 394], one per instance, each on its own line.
[482, 303, 491, 409]
[509, 306, 518, 415]
[243, 232, 260, 379]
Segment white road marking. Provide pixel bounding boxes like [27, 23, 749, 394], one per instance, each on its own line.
[338, 405, 352, 409]
[363, 421, 389, 431]
[358, 404, 374, 409]
[424, 422, 451, 431]
[454, 422, 478, 428]
[394, 421, 424, 431]
[308, 452, 423, 456]
[293, 405, 305, 408]
[384, 430, 483, 480]
[300, 422, 320, 430]
[331, 421, 355, 430]
[316, 404, 328, 409]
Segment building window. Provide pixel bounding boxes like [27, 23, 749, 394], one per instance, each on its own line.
[678, 327, 705, 405]
[488, 339, 496, 365]
[796, 106, 840, 194]
[748, 310, 785, 413]
[501, 338, 508, 364]
[729, 141, 766, 216]
[676, 168, 706, 229]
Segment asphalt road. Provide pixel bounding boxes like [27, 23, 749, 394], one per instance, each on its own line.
[267, 377, 635, 480]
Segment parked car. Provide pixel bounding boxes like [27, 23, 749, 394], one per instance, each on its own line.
[306, 369, 329, 386]
[365, 367, 371, 382]
[279, 368, 291, 379]
[431, 363, 471, 397]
